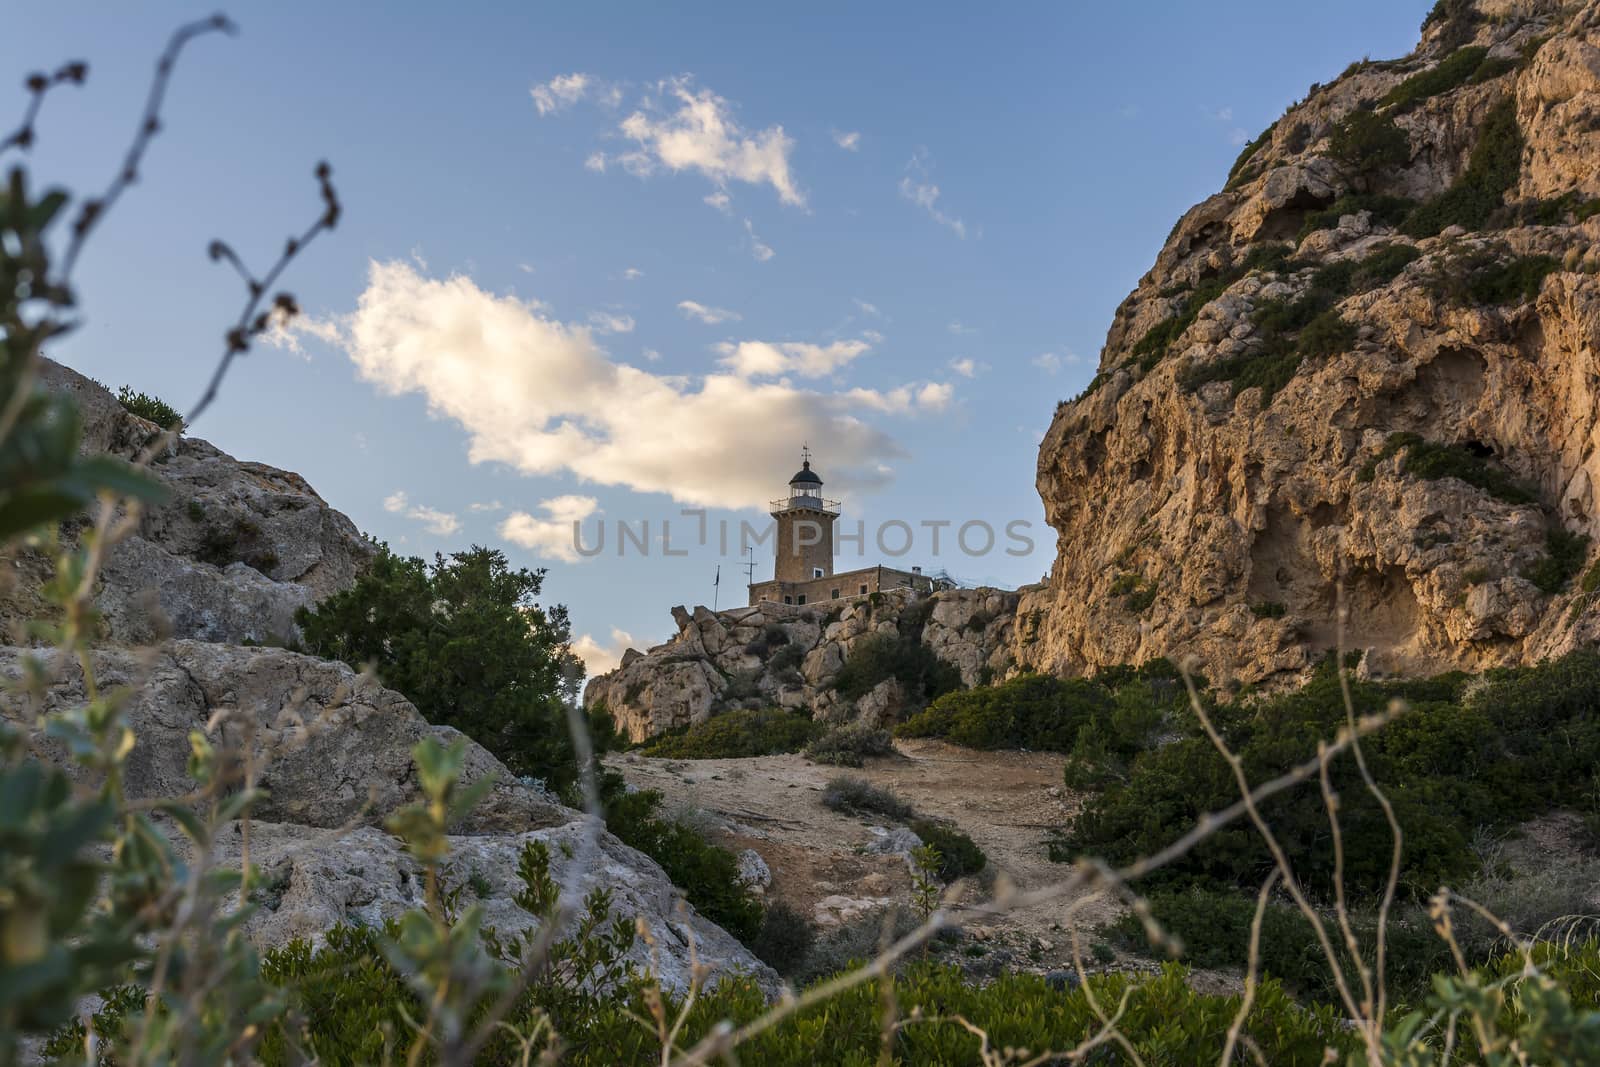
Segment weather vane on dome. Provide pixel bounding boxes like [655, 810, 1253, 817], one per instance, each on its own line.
[801, 442, 812, 464]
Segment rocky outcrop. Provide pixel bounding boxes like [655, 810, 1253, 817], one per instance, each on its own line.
[585, 587, 1022, 742]
[1021, 0, 1600, 686]
[0, 362, 778, 995]
[2, 361, 375, 646]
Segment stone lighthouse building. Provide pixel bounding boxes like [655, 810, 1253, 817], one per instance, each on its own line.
[748, 451, 948, 607]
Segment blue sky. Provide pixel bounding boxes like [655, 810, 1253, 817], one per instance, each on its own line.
[7, 1, 1430, 673]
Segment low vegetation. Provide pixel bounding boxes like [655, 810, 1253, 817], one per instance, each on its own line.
[831, 600, 960, 709]
[1056, 650, 1600, 905]
[821, 775, 916, 821]
[1378, 45, 1516, 113]
[1357, 431, 1538, 506]
[1423, 245, 1560, 306]
[296, 545, 585, 790]
[1402, 94, 1524, 237]
[640, 707, 820, 759]
[113, 383, 184, 429]
[1296, 193, 1416, 241]
[803, 721, 895, 766]
[1328, 110, 1410, 174]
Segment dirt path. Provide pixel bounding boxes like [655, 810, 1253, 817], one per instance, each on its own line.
[607, 738, 1126, 973]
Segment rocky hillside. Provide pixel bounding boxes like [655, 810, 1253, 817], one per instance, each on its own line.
[1016, 0, 1600, 686]
[0, 363, 775, 993]
[586, 587, 1020, 742]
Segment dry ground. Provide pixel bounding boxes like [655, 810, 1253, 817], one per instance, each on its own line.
[606, 737, 1128, 974]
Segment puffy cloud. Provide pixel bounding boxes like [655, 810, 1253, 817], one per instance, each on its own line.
[841, 381, 954, 415]
[571, 627, 642, 676]
[500, 495, 600, 562]
[1032, 352, 1063, 374]
[677, 300, 741, 325]
[294, 260, 947, 510]
[899, 150, 968, 238]
[715, 339, 868, 379]
[382, 490, 461, 535]
[584, 151, 608, 173]
[470, 500, 504, 512]
[833, 130, 861, 151]
[615, 77, 804, 207]
[622, 267, 644, 280]
[949, 357, 987, 378]
[703, 190, 732, 213]
[588, 311, 636, 334]
[531, 73, 593, 116]
[852, 298, 881, 317]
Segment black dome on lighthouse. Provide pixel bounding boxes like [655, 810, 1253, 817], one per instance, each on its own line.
[789, 460, 822, 486]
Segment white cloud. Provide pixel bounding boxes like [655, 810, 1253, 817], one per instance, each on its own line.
[949, 357, 987, 378]
[615, 76, 804, 207]
[947, 321, 976, 335]
[677, 300, 741, 325]
[742, 217, 775, 261]
[500, 494, 600, 562]
[703, 190, 732, 213]
[584, 152, 608, 173]
[916, 382, 954, 411]
[841, 381, 955, 415]
[531, 73, 592, 116]
[852, 298, 881, 317]
[1215, 106, 1234, 122]
[588, 311, 636, 334]
[571, 627, 641, 677]
[899, 150, 968, 238]
[1032, 352, 1063, 374]
[470, 500, 504, 512]
[833, 129, 861, 151]
[262, 312, 343, 358]
[295, 260, 946, 510]
[715, 339, 869, 379]
[382, 490, 461, 536]
[861, 328, 885, 344]
[622, 267, 644, 280]
[641, 347, 661, 362]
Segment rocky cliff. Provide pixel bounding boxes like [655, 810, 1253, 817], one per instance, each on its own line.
[586, 588, 1021, 742]
[1017, 0, 1600, 686]
[0, 363, 775, 993]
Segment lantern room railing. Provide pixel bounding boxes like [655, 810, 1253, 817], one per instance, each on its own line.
[770, 492, 841, 513]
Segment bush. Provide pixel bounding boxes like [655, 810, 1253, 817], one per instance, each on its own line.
[909, 819, 986, 881]
[1378, 46, 1490, 112]
[804, 722, 894, 767]
[114, 384, 184, 429]
[598, 774, 764, 943]
[1058, 651, 1600, 903]
[749, 902, 815, 977]
[1521, 527, 1591, 595]
[1403, 95, 1523, 236]
[821, 775, 916, 821]
[1358, 431, 1538, 506]
[899, 673, 1112, 751]
[641, 708, 819, 759]
[1327, 110, 1409, 173]
[1296, 194, 1416, 241]
[831, 631, 959, 709]
[297, 545, 584, 789]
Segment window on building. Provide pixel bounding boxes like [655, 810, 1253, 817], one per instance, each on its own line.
[783, 595, 793, 604]
[813, 567, 825, 578]
[796, 594, 807, 605]
[831, 588, 840, 599]
[859, 584, 868, 594]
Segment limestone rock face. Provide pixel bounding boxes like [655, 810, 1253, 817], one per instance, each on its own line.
[219, 821, 774, 996]
[0, 361, 779, 995]
[13, 360, 375, 646]
[1019, 0, 1600, 686]
[585, 588, 1023, 741]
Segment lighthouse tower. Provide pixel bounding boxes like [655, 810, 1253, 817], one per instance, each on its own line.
[770, 448, 838, 584]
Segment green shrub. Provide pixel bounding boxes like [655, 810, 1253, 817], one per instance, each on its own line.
[908, 819, 986, 881]
[1109, 888, 1466, 1004]
[114, 384, 184, 429]
[749, 902, 815, 977]
[1378, 46, 1489, 112]
[899, 673, 1113, 751]
[1296, 194, 1416, 241]
[1328, 110, 1410, 173]
[597, 775, 763, 943]
[804, 722, 894, 767]
[821, 775, 915, 821]
[297, 545, 584, 789]
[1359, 431, 1538, 505]
[1251, 601, 1288, 619]
[1059, 651, 1600, 903]
[1403, 95, 1523, 236]
[1227, 122, 1276, 184]
[641, 708, 819, 759]
[831, 632, 959, 709]
[1521, 527, 1591, 595]
[1130, 271, 1238, 371]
